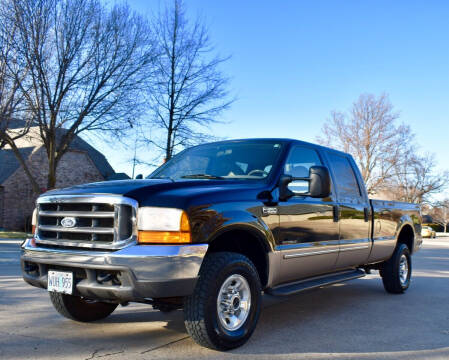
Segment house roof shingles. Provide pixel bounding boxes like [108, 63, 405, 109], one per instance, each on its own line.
[0, 130, 116, 184]
[69, 136, 115, 179]
[0, 147, 34, 184]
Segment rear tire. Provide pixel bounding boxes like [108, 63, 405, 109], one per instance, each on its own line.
[49, 292, 117, 322]
[380, 243, 411, 294]
[184, 252, 262, 350]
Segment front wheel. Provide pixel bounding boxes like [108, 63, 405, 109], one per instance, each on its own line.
[184, 252, 262, 350]
[49, 292, 118, 322]
[380, 243, 411, 294]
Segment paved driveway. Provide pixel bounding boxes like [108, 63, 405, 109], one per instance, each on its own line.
[0, 238, 448, 360]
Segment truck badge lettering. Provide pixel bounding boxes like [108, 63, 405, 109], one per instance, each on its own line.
[262, 207, 278, 215]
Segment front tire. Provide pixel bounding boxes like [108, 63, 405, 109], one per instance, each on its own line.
[184, 252, 262, 350]
[380, 243, 411, 294]
[49, 292, 118, 322]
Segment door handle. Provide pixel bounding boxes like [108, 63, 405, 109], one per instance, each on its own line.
[333, 205, 339, 222]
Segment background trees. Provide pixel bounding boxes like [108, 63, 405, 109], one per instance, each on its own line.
[1, 0, 156, 190]
[317, 93, 413, 194]
[318, 93, 447, 203]
[0, 0, 233, 189]
[145, 0, 232, 161]
[0, 0, 446, 207]
[0, 0, 39, 192]
[428, 200, 449, 232]
[388, 152, 447, 204]
[0, 1, 30, 151]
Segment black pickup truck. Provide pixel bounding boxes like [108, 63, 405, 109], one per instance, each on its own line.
[21, 138, 422, 350]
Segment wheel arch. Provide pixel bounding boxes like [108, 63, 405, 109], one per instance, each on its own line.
[206, 224, 272, 288]
[396, 223, 415, 254]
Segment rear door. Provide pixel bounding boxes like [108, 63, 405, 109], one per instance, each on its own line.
[325, 152, 372, 268]
[277, 145, 340, 282]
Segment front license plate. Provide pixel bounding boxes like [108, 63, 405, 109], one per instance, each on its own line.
[48, 270, 73, 294]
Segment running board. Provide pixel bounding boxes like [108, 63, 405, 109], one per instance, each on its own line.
[266, 269, 366, 296]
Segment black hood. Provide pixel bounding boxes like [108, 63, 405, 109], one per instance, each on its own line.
[42, 179, 269, 208]
[44, 179, 172, 196]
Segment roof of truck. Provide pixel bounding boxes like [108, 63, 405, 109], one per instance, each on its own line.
[195, 138, 349, 157]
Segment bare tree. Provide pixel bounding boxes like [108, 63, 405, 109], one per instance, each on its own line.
[146, 0, 232, 161]
[0, 1, 40, 192]
[389, 152, 447, 204]
[4, 0, 156, 189]
[317, 93, 414, 194]
[429, 200, 449, 232]
[0, 7, 28, 150]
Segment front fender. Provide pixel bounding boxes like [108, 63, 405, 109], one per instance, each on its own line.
[187, 204, 280, 288]
[188, 203, 276, 250]
[209, 211, 275, 251]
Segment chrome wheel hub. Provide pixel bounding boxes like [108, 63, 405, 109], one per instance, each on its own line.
[399, 254, 409, 285]
[217, 274, 251, 331]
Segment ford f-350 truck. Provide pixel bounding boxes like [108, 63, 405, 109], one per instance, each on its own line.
[21, 138, 422, 350]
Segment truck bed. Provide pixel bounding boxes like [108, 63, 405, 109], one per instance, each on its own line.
[368, 199, 422, 262]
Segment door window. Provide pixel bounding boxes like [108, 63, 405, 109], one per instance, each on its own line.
[284, 147, 322, 194]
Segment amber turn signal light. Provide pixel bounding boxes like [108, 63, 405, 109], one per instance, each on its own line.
[138, 211, 191, 244]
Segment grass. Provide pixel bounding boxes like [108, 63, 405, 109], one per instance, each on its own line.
[0, 231, 31, 239]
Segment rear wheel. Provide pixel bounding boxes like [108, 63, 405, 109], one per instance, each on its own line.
[380, 243, 411, 294]
[184, 252, 262, 350]
[49, 292, 117, 322]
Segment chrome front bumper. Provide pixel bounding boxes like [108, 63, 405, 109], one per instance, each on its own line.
[21, 239, 208, 302]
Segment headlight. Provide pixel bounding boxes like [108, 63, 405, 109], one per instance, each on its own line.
[137, 207, 191, 244]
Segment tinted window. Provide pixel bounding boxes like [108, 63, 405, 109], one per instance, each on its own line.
[327, 153, 361, 199]
[284, 146, 322, 193]
[149, 141, 283, 180]
[285, 146, 322, 176]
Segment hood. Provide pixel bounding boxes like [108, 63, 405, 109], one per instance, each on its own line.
[42, 179, 269, 208]
[44, 179, 171, 196]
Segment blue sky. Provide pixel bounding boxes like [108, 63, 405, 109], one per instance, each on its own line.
[93, 0, 449, 177]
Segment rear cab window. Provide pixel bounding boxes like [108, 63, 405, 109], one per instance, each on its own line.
[326, 152, 362, 203]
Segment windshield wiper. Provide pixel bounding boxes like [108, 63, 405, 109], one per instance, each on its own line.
[181, 174, 225, 180]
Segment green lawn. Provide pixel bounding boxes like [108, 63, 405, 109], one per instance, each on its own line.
[0, 231, 31, 239]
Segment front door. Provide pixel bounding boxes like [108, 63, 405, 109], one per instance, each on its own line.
[277, 146, 339, 283]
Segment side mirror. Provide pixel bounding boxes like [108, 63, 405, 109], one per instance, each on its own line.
[309, 166, 331, 198]
[279, 166, 331, 201]
[135, 174, 143, 179]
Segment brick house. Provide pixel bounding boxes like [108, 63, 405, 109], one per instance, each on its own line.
[0, 122, 120, 230]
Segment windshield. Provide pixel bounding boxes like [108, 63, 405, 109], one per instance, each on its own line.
[148, 141, 284, 181]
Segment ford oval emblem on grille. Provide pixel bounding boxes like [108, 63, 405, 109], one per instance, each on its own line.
[61, 217, 77, 228]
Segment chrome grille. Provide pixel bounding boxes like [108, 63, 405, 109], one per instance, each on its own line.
[35, 195, 137, 249]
